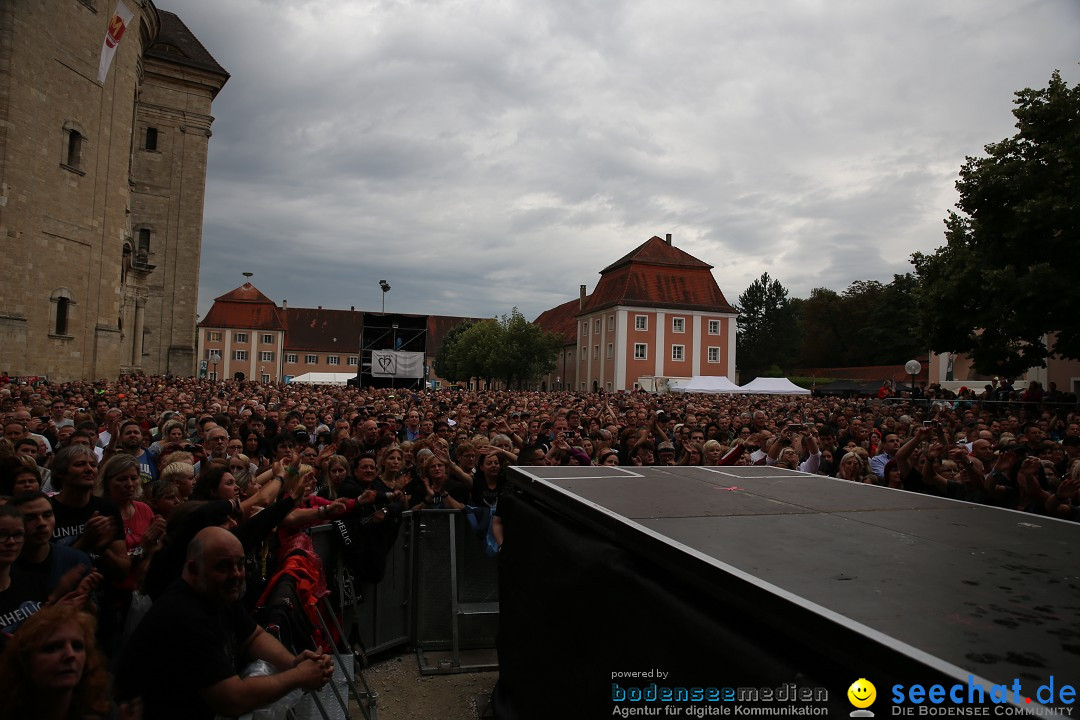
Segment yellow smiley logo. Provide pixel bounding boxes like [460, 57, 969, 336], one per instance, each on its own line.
[848, 678, 876, 709]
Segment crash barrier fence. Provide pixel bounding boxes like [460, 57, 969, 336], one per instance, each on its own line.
[308, 509, 500, 677]
[880, 396, 1077, 410]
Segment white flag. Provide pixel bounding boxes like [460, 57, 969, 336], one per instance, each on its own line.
[97, 0, 135, 84]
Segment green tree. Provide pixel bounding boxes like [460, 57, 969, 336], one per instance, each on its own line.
[797, 287, 846, 367]
[432, 319, 475, 383]
[736, 272, 801, 376]
[911, 70, 1080, 377]
[431, 310, 561, 388]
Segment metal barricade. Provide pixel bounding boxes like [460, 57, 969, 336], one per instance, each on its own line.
[309, 516, 413, 658]
[309, 509, 499, 675]
[413, 510, 500, 674]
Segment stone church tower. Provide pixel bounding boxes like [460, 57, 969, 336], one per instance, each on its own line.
[0, 1, 227, 381]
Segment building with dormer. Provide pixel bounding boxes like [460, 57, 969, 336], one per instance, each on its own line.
[197, 283, 476, 386]
[536, 234, 738, 392]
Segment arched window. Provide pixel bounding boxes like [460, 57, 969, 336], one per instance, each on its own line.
[50, 288, 75, 338]
[61, 121, 87, 173]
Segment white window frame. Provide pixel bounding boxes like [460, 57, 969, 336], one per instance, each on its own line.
[259, 351, 274, 362]
[581, 346, 587, 360]
[593, 345, 600, 359]
[305, 354, 318, 364]
[208, 331, 221, 342]
[262, 334, 274, 344]
[285, 353, 298, 364]
[708, 320, 721, 335]
[347, 356, 359, 366]
[608, 315, 615, 331]
[233, 350, 248, 361]
[634, 343, 647, 360]
[234, 333, 248, 343]
[672, 317, 685, 333]
[606, 343, 613, 359]
[327, 356, 340, 365]
[671, 345, 684, 361]
[708, 347, 721, 363]
[594, 319, 601, 334]
[634, 315, 648, 331]
[261, 374, 271, 383]
[583, 321, 589, 336]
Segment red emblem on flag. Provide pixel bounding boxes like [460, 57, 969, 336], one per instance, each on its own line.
[105, 15, 127, 49]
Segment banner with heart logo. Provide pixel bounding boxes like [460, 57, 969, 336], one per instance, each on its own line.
[370, 350, 424, 378]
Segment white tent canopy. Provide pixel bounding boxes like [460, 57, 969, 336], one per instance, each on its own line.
[670, 375, 741, 394]
[287, 372, 355, 385]
[738, 377, 811, 395]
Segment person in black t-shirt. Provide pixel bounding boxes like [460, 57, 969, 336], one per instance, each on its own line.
[115, 527, 332, 720]
[47, 446, 128, 583]
[12, 492, 92, 599]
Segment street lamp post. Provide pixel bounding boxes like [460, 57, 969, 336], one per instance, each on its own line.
[905, 359, 922, 398]
[210, 351, 221, 381]
[379, 280, 390, 313]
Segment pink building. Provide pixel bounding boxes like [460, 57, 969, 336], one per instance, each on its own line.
[537, 235, 738, 392]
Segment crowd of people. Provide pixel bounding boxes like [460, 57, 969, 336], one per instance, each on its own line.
[0, 373, 1077, 717]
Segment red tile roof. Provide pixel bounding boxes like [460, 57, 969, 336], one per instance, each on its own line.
[580, 236, 736, 315]
[201, 284, 482, 354]
[534, 298, 582, 345]
[199, 283, 286, 331]
[282, 308, 364, 353]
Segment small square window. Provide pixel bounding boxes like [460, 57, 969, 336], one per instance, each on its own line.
[347, 356, 358, 366]
[285, 353, 297, 364]
[306, 354, 318, 364]
[233, 350, 248, 361]
[671, 345, 684, 361]
[708, 320, 721, 335]
[328, 356, 340, 365]
[672, 317, 685, 333]
[635, 315, 648, 331]
[708, 347, 721, 363]
[262, 334, 274, 344]
[634, 343, 647, 360]
[259, 351, 274, 362]
[208, 331, 222, 342]
[234, 333, 248, 343]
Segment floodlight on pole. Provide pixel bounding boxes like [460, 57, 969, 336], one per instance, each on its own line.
[379, 280, 390, 313]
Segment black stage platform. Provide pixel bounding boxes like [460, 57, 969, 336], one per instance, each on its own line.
[496, 465, 1080, 718]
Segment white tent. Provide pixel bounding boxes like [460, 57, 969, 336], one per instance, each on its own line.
[737, 377, 811, 395]
[288, 372, 355, 385]
[669, 375, 741, 394]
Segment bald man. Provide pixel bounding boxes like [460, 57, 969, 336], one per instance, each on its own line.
[115, 527, 332, 719]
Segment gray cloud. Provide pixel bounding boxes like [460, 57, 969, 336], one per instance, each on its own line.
[184, 0, 1080, 321]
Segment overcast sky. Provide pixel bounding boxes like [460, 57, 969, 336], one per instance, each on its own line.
[180, 0, 1079, 322]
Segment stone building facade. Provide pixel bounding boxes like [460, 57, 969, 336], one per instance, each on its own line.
[0, 1, 227, 381]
